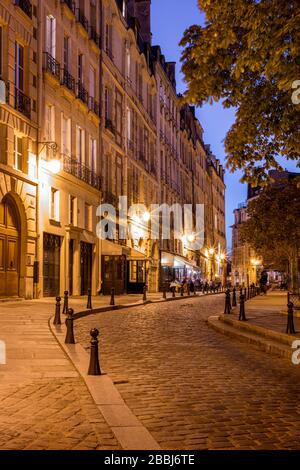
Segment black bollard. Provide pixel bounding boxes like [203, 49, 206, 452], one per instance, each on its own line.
[163, 289, 167, 300]
[65, 308, 75, 344]
[53, 296, 62, 325]
[244, 287, 247, 300]
[181, 285, 184, 297]
[286, 301, 296, 335]
[239, 294, 247, 321]
[172, 287, 176, 298]
[88, 328, 101, 375]
[232, 287, 237, 307]
[187, 284, 190, 296]
[224, 289, 231, 314]
[62, 290, 69, 314]
[110, 287, 115, 306]
[87, 288, 92, 310]
[247, 286, 250, 300]
[143, 285, 147, 302]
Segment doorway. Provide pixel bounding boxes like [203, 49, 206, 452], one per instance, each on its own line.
[43, 233, 61, 297]
[80, 242, 92, 295]
[0, 198, 20, 297]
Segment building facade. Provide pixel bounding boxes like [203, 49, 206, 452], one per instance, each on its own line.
[0, 0, 226, 299]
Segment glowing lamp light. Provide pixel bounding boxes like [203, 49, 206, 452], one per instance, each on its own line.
[220, 253, 226, 261]
[187, 234, 196, 243]
[47, 159, 61, 174]
[181, 235, 188, 246]
[132, 214, 140, 224]
[143, 211, 151, 223]
[209, 248, 215, 255]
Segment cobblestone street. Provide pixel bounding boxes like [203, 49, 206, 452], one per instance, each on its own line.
[76, 295, 300, 450]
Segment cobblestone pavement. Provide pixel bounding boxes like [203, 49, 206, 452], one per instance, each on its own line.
[76, 295, 300, 450]
[0, 301, 120, 450]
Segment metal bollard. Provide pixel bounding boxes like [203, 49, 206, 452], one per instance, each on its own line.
[143, 285, 147, 302]
[187, 284, 190, 296]
[286, 301, 296, 335]
[53, 296, 62, 325]
[247, 286, 250, 300]
[224, 289, 231, 314]
[110, 287, 115, 306]
[62, 290, 69, 314]
[232, 288, 237, 307]
[163, 289, 167, 300]
[88, 328, 101, 376]
[87, 288, 92, 310]
[239, 294, 247, 321]
[181, 285, 184, 297]
[65, 308, 75, 344]
[244, 287, 247, 300]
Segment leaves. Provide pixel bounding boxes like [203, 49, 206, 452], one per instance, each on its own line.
[180, 0, 300, 184]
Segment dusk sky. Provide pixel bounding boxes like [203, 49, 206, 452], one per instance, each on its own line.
[151, 0, 297, 252]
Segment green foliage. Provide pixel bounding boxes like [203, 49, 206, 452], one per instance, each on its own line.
[180, 0, 300, 185]
[240, 181, 300, 287]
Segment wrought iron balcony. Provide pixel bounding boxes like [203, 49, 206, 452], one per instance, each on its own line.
[76, 81, 89, 105]
[127, 139, 134, 152]
[138, 151, 145, 162]
[14, 87, 31, 119]
[15, 0, 32, 18]
[88, 96, 100, 117]
[61, 0, 75, 14]
[61, 68, 76, 93]
[105, 118, 115, 134]
[43, 52, 61, 81]
[63, 154, 101, 190]
[76, 8, 89, 33]
[102, 190, 118, 206]
[89, 25, 100, 48]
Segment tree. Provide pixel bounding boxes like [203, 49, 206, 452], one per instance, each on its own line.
[180, 0, 300, 185]
[240, 181, 300, 291]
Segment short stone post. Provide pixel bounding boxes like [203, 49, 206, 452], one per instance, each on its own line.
[286, 301, 296, 335]
[87, 288, 92, 310]
[163, 289, 167, 300]
[53, 296, 62, 325]
[65, 308, 75, 344]
[232, 288, 237, 307]
[110, 287, 115, 306]
[62, 290, 69, 314]
[143, 285, 147, 302]
[239, 294, 247, 321]
[224, 289, 231, 314]
[88, 328, 101, 376]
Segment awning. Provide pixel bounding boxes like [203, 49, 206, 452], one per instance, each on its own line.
[101, 240, 130, 256]
[161, 252, 200, 270]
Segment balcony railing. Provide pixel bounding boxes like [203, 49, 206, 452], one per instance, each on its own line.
[89, 25, 101, 48]
[76, 8, 89, 32]
[61, 68, 76, 93]
[105, 118, 115, 134]
[43, 52, 61, 81]
[14, 87, 31, 118]
[77, 81, 89, 105]
[138, 151, 145, 162]
[102, 191, 118, 206]
[127, 139, 134, 152]
[15, 0, 32, 18]
[61, 0, 75, 14]
[88, 96, 100, 117]
[105, 48, 114, 61]
[63, 154, 101, 190]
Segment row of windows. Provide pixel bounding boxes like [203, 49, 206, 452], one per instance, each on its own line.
[50, 188, 92, 231]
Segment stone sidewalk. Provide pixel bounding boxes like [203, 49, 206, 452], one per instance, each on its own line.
[208, 290, 300, 360]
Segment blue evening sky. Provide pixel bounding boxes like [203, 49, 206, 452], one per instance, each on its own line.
[151, 0, 297, 252]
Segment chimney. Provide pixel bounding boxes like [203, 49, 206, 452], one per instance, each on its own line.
[133, 0, 152, 44]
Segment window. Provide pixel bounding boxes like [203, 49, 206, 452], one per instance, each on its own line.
[69, 196, 77, 225]
[89, 66, 95, 99]
[45, 104, 55, 141]
[14, 136, 23, 171]
[126, 43, 131, 80]
[50, 188, 60, 221]
[89, 137, 97, 172]
[14, 42, 24, 91]
[104, 87, 112, 121]
[76, 126, 85, 164]
[105, 24, 112, 57]
[61, 114, 71, 156]
[78, 53, 83, 82]
[63, 36, 70, 71]
[115, 89, 123, 146]
[0, 26, 2, 77]
[85, 203, 92, 231]
[127, 107, 131, 142]
[46, 15, 56, 58]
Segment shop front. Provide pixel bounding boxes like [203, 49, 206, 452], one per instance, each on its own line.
[160, 251, 202, 291]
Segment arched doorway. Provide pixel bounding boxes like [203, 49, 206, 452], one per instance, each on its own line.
[0, 197, 20, 297]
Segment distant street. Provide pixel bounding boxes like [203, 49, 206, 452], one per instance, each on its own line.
[76, 295, 300, 450]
